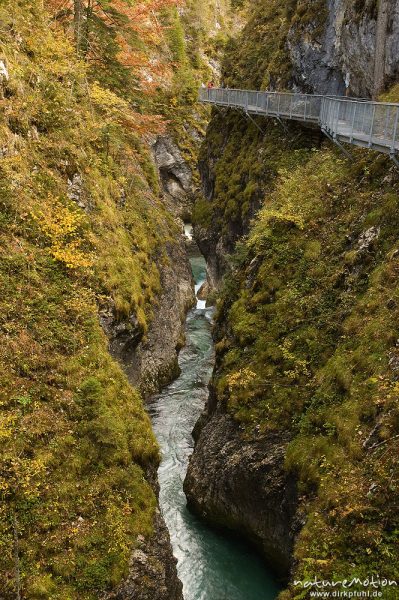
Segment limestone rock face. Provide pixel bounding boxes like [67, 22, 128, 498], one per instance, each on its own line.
[120, 237, 194, 397]
[0, 59, 9, 82]
[67, 173, 90, 211]
[153, 135, 194, 221]
[184, 398, 299, 576]
[288, 0, 399, 98]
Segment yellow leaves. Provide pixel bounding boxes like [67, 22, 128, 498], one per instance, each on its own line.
[226, 367, 257, 390]
[249, 203, 304, 251]
[51, 240, 92, 270]
[280, 339, 311, 381]
[32, 196, 92, 269]
[226, 368, 258, 410]
[312, 559, 331, 566]
[89, 81, 166, 136]
[0, 454, 48, 502]
[90, 82, 128, 114]
[0, 414, 17, 442]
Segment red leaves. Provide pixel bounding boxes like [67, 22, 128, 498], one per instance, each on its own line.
[45, 0, 179, 93]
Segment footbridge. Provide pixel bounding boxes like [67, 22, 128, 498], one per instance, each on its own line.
[199, 88, 399, 163]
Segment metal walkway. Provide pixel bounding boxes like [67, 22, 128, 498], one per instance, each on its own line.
[199, 88, 399, 161]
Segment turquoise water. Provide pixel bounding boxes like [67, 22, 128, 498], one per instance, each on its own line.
[148, 254, 280, 600]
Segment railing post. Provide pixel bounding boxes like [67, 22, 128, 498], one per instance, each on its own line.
[368, 104, 376, 147]
[334, 100, 340, 137]
[304, 97, 308, 121]
[320, 98, 325, 127]
[277, 94, 281, 115]
[384, 106, 391, 140]
[350, 102, 357, 143]
[325, 98, 329, 128]
[360, 103, 367, 135]
[266, 93, 270, 115]
[329, 99, 334, 132]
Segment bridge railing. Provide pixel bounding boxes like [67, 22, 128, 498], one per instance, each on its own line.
[321, 96, 399, 153]
[199, 88, 322, 123]
[199, 87, 399, 155]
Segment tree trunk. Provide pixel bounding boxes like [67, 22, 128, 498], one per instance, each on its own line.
[82, 0, 92, 58]
[373, 0, 389, 98]
[74, 0, 84, 56]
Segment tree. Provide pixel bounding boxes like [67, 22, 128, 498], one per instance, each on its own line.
[73, 0, 84, 54]
[47, 0, 179, 91]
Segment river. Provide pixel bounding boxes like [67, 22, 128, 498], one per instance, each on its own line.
[147, 243, 280, 600]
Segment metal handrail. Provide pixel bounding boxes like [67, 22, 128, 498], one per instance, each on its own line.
[199, 87, 399, 157]
[216, 87, 371, 102]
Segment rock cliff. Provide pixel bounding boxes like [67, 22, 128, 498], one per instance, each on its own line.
[288, 0, 399, 98]
[102, 234, 194, 399]
[185, 401, 299, 576]
[186, 1, 399, 596]
[100, 163, 193, 600]
[153, 135, 196, 222]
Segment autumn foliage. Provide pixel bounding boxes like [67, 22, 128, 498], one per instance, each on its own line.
[46, 0, 180, 93]
[0, 0, 193, 596]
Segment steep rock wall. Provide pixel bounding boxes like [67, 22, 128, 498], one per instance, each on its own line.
[288, 0, 399, 97]
[100, 171, 193, 600]
[153, 136, 196, 222]
[185, 401, 299, 576]
[186, 1, 399, 596]
[222, 0, 399, 97]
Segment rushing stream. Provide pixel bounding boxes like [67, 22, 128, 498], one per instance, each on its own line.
[148, 240, 280, 600]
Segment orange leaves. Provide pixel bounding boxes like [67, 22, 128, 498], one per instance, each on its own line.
[108, 0, 180, 91]
[45, 0, 70, 13]
[45, 0, 179, 93]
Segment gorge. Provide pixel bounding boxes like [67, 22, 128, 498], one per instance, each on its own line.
[1, 1, 399, 599]
[148, 244, 280, 600]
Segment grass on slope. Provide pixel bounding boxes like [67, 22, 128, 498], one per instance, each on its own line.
[0, 2, 178, 597]
[206, 121, 399, 594]
[195, 1, 399, 592]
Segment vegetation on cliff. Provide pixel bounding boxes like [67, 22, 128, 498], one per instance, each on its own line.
[222, 0, 327, 91]
[211, 138, 399, 595]
[0, 0, 209, 597]
[194, 0, 399, 596]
